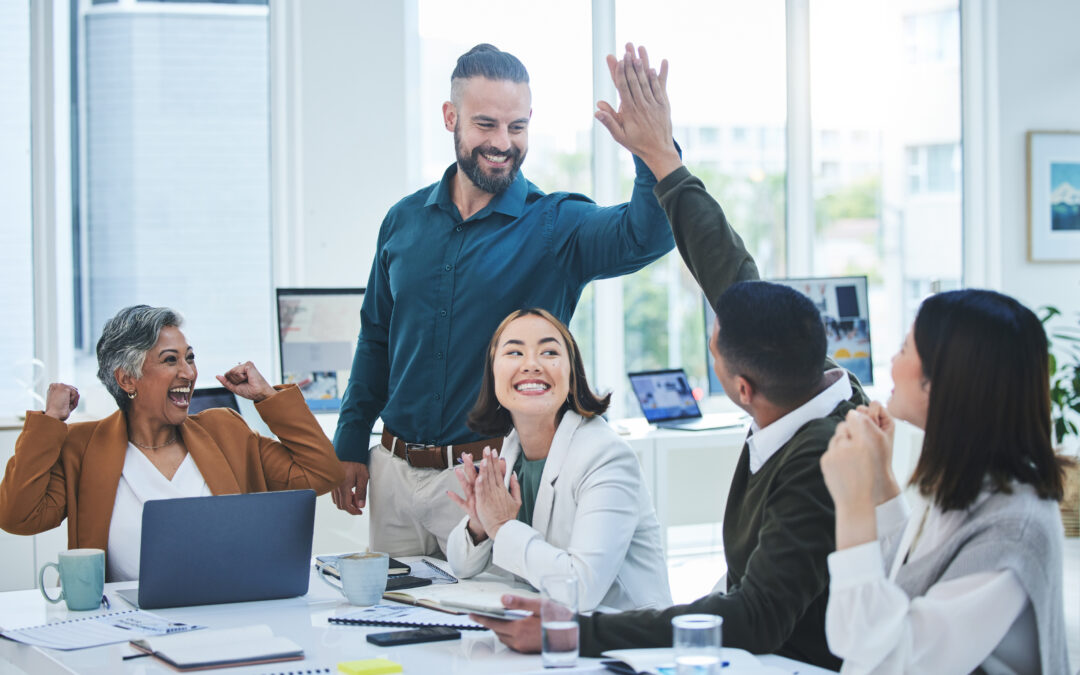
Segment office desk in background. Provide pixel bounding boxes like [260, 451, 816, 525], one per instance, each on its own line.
[0, 558, 836, 675]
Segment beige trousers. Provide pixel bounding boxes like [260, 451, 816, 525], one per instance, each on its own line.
[367, 443, 468, 557]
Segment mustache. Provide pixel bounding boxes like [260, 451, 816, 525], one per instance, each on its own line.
[472, 144, 521, 162]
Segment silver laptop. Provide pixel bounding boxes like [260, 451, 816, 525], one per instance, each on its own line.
[117, 490, 315, 609]
[628, 368, 747, 431]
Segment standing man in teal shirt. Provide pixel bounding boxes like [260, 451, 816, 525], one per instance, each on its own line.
[330, 44, 675, 557]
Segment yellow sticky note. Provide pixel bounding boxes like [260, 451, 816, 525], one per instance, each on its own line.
[337, 658, 403, 675]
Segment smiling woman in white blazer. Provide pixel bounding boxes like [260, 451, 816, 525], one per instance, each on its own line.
[446, 308, 671, 612]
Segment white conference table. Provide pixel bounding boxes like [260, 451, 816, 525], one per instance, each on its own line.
[0, 558, 835, 674]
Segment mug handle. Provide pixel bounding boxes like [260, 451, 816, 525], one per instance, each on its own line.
[317, 567, 346, 597]
[39, 562, 64, 604]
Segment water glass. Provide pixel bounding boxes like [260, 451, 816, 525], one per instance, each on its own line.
[540, 573, 579, 668]
[672, 614, 723, 675]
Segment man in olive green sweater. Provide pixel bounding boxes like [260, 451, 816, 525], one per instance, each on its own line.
[470, 45, 865, 670]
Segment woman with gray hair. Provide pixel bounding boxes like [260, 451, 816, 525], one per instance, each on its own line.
[0, 305, 344, 581]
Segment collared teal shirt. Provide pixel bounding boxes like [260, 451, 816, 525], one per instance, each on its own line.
[333, 157, 674, 463]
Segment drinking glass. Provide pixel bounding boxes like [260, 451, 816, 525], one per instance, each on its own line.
[672, 614, 723, 675]
[540, 573, 579, 668]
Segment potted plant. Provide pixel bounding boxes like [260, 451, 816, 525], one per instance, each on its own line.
[1040, 306, 1080, 535]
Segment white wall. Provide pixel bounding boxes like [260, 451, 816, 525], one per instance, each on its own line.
[972, 0, 1080, 315]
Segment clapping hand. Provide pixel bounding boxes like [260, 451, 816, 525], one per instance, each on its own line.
[473, 447, 522, 540]
[595, 43, 682, 180]
[43, 383, 80, 421]
[820, 408, 897, 549]
[448, 450, 491, 542]
[216, 361, 277, 402]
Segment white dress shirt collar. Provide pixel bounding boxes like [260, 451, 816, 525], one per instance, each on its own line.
[746, 368, 851, 474]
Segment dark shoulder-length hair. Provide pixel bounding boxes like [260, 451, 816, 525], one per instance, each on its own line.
[908, 289, 1066, 511]
[467, 308, 610, 437]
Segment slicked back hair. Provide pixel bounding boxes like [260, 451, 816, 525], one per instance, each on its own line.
[714, 281, 827, 409]
[908, 289, 1065, 510]
[96, 305, 183, 411]
[450, 43, 529, 106]
[468, 308, 609, 437]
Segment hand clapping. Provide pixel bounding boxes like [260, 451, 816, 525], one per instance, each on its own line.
[449, 447, 521, 541]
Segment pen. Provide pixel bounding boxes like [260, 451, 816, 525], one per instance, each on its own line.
[456, 455, 479, 473]
[123, 653, 151, 661]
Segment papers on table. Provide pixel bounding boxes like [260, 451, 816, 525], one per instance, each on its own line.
[0, 609, 202, 650]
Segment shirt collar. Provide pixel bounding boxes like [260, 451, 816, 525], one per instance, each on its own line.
[424, 162, 529, 219]
[746, 368, 851, 474]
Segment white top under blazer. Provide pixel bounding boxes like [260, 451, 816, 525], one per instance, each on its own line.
[447, 411, 672, 612]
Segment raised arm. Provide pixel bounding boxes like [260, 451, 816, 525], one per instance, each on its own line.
[549, 44, 676, 283]
[0, 383, 78, 535]
[598, 44, 759, 303]
[249, 384, 345, 494]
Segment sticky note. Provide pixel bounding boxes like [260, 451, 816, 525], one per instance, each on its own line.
[337, 657, 403, 675]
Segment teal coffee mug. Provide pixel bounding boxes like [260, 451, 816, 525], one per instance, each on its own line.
[39, 548, 105, 611]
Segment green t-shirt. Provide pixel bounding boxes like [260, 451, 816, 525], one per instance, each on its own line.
[513, 452, 547, 526]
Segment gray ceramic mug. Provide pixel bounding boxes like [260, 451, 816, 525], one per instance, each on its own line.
[39, 548, 105, 611]
[318, 552, 389, 605]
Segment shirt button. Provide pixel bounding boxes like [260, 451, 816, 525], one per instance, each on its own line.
[434, 393, 441, 400]
[440, 309, 447, 317]
[444, 264, 453, 271]
[435, 352, 443, 359]
[455, 226, 463, 232]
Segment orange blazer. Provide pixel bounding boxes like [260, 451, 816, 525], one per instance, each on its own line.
[0, 384, 344, 551]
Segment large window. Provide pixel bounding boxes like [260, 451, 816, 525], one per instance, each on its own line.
[72, 0, 272, 414]
[810, 0, 961, 376]
[0, 2, 35, 418]
[615, 0, 788, 408]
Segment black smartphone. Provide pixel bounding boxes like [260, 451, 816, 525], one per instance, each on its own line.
[365, 626, 461, 646]
[384, 575, 433, 592]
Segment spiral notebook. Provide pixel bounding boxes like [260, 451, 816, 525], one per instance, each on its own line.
[0, 609, 202, 650]
[328, 604, 484, 630]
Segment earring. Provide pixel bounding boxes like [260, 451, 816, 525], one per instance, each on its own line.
[127, 390, 137, 400]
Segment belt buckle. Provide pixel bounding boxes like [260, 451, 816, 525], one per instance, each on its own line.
[404, 442, 436, 466]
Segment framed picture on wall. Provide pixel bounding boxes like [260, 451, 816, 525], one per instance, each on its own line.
[1028, 130, 1080, 262]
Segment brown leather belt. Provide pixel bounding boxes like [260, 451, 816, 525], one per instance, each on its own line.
[380, 429, 503, 471]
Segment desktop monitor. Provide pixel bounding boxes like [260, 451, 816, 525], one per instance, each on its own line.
[704, 275, 873, 395]
[276, 287, 365, 412]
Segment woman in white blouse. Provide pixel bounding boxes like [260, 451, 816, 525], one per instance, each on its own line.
[819, 289, 1068, 674]
[0, 305, 343, 581]
[445, 308, 671, 612]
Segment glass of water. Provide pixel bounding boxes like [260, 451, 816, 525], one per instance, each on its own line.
[540, 573, 579, 668]
[672, 614, 723, 675]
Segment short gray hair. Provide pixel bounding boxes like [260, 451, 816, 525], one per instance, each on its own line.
[96, 305, 184, 410]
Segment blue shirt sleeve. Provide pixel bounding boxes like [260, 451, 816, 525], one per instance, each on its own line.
[332, 221, 392, 464]
[549, 153, 676, 281]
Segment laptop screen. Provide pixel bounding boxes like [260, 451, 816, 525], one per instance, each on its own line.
[188, 386, 240, 415]
[628, 369, 702, 422]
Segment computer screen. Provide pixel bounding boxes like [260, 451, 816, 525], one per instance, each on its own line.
[628, 369, 702, 423]
[704, 275, 873, 395]
[188, 386, 240, 415]
[276, 288, 365, 412]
